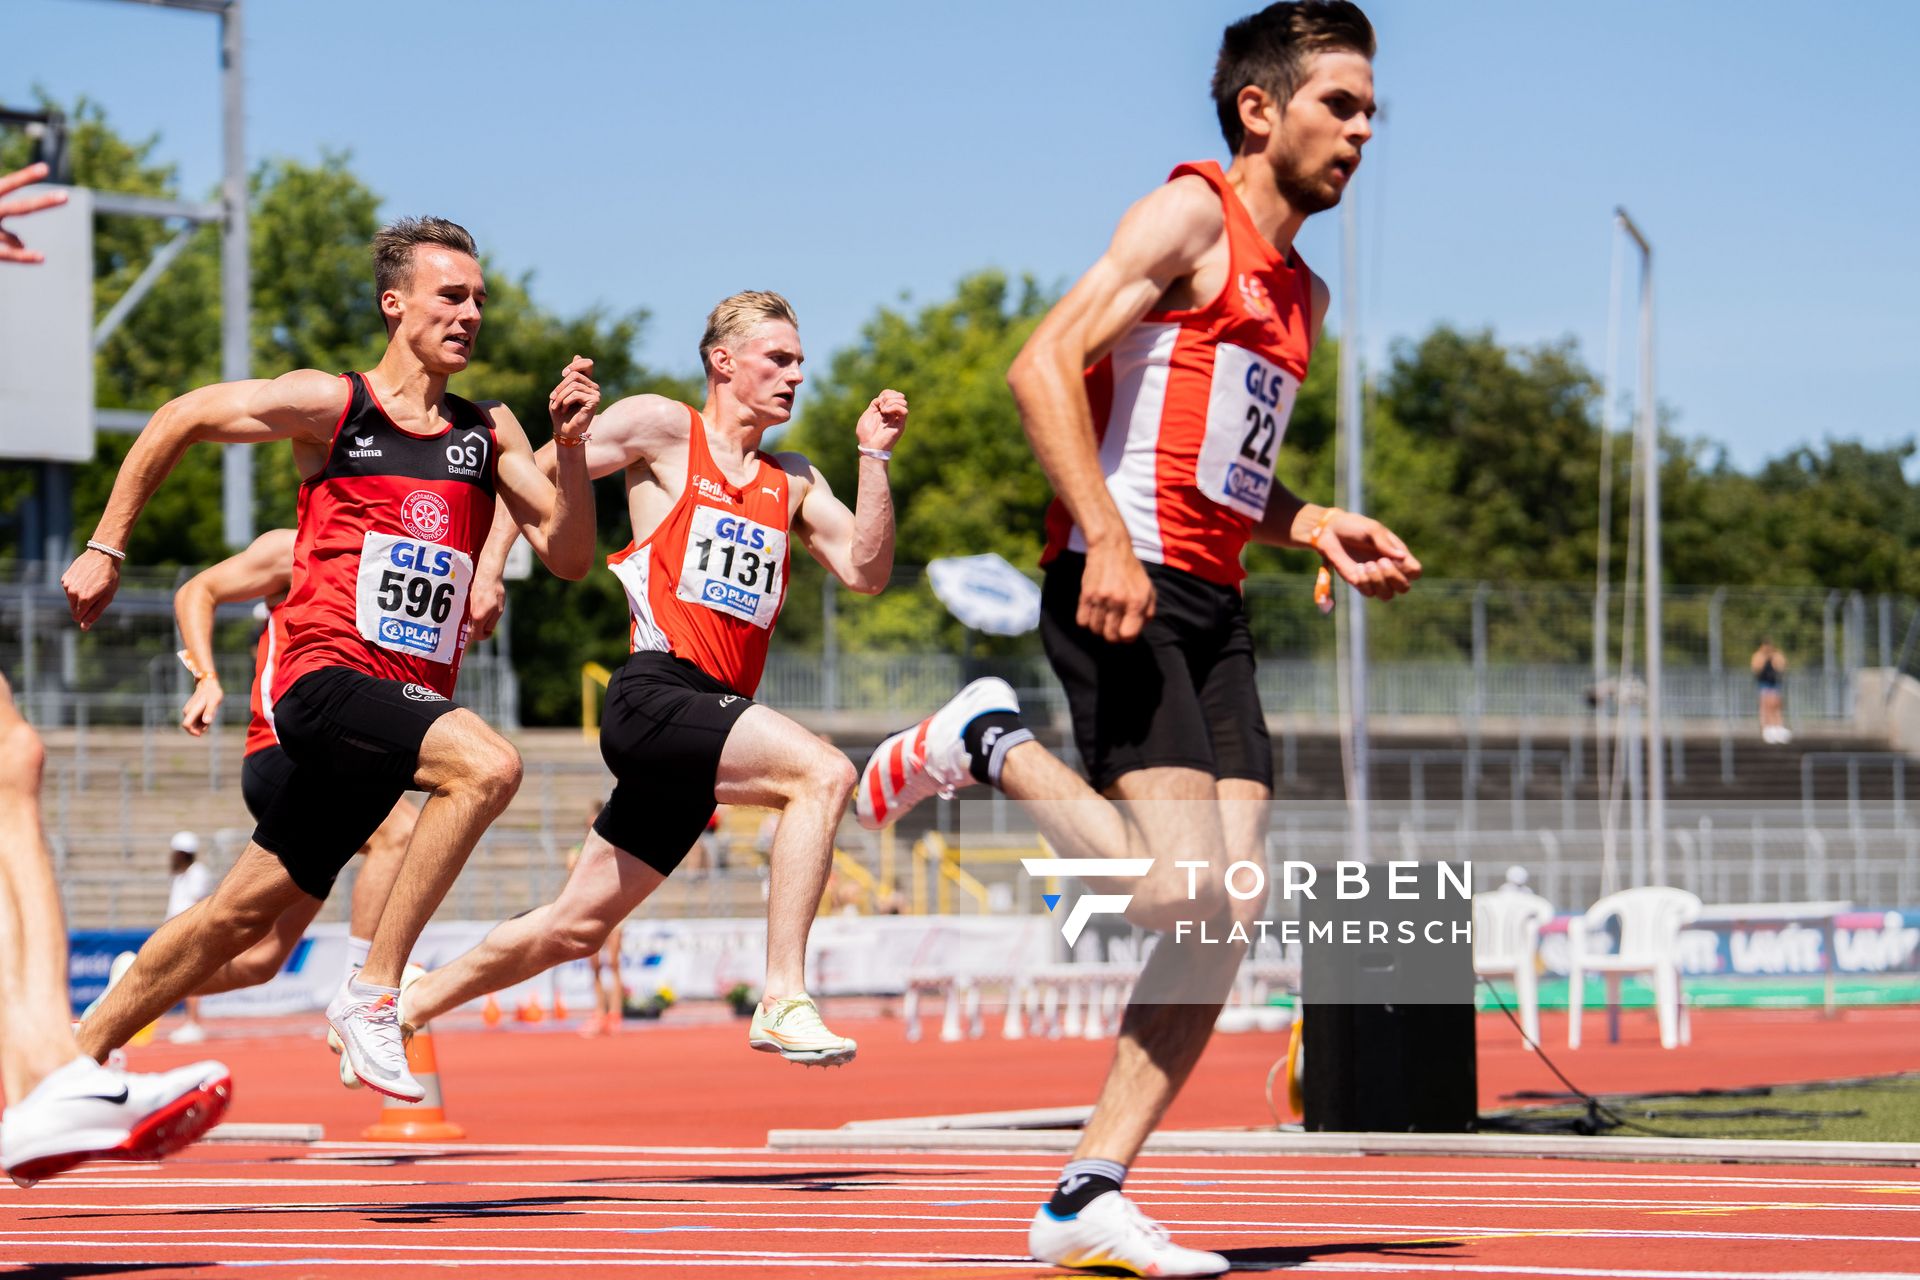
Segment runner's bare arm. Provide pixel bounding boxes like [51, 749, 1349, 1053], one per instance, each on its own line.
[173, 528, 297, 736]
[1249, 274, 1419, 599]
[787, 390, 908, 595]
[483, 359, 601, 583]
[471, 390, 685, 635]
[1008, 175, 1223, 643]
[62, 370, 348, 629]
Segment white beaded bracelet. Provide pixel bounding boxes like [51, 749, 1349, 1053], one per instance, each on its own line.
[85, 540, 127, 562]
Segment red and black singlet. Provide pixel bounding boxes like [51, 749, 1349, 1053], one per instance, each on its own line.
[269, 372, 499, 713]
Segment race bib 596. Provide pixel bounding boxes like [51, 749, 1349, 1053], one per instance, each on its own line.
[354, 531, 474, 665]
[1195, 342, 1299, 521]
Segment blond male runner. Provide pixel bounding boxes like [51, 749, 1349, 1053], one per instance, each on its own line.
[0, 162, 230, 1188]
[401, 291, 905, 1066]
[62, 217, 599, 1101]
[173, 529, 417, 997]
[859, 4, 1418, 1273]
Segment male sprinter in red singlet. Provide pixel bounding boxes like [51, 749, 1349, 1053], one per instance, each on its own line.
[173, 530, 417, 998]
[61, 217, 599, 1101]
[859, 5, 1416, 1273]
[399, 290, 904, 1067]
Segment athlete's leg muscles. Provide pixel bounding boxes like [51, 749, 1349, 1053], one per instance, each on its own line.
[1071, 775, 1270, 1166]
[404, 830, 663, 1027]
[348, 798, 415, 943]
[77, 845, 309, 1061]
[997, 751, 1231, 926]
[712, 705, 856, 1000]
[0, 676, 82, 1102]
[364, 711, 520, 988]
[193, 893, 324, 995]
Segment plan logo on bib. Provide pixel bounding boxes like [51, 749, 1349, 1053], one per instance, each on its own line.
[1021, 857, 1154, 946]
[399, 490, 452, 542]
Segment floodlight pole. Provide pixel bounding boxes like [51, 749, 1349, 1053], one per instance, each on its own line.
[219, 0, 251, 549]
[1340, 174, 1369, 864]
[1617, 208, 1662, 884]
[97, 0, 251, 549]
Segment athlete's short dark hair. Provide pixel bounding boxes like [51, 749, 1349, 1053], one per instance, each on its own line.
[372, 216, 478, 299]
[1213, 1, 1375, 151]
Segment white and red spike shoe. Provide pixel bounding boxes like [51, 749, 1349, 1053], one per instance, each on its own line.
[1, 1056, 232, 1189]
[855, 677, 1019, 830]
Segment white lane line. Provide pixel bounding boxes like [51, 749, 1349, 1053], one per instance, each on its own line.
[1, 1239, 1918, 1278]
[3, 1220, 1919, 1246]
[13, 1175, 1913, 1213]
[0, 1239, 1030, 1261]
[1291, 1266, 1920, 1280]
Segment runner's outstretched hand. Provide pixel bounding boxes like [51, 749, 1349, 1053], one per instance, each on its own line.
[855, 389, 908, 454]
[549, 356, 600, 442]
[0, 163, 68, 265]
[1311, 510, 1421, 601]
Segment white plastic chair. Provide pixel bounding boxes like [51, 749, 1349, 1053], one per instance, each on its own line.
[1473, 890, 1554, 1049]
[1567, 887, 1702, 1050]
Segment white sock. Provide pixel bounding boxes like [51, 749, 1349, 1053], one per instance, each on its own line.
[346, 936, 373, 976]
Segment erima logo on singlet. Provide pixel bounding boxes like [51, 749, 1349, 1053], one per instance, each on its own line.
[347, 434, 384, 459]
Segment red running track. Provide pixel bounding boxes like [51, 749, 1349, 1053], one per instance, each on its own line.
[1, 1005, 1914, 1277]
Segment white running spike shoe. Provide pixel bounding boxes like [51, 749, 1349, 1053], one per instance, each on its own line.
[855, 677, 1019, 830]
[747, 994, 857, 1067]
[1, 1055, 232, 1189]
[328, 964, 424, 1090]
[325, 972, 423, 1101]
[1029, 1190, 1230, 1277]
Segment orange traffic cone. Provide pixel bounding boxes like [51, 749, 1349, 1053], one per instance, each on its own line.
[515, 994, 545, 1023]
[481, 994, 503, 1028]
[361, 1023, 465, 1141]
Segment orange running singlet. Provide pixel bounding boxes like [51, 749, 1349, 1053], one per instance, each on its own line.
[607, 404, 792, 696]
[1041, 160, 1316, 588]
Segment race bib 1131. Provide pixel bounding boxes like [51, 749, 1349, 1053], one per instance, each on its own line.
[677, 505, 787, 629]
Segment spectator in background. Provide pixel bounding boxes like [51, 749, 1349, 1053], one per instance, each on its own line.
[165, 833, 215, 1044]
[1752, 641, 1790, 745]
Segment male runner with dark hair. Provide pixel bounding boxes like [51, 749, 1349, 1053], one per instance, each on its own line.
[0, 161, 231, 1189]
[398, 290, 905, 1067]
[859, 4, 1418, 1273]
[61, 215, 599, 1101]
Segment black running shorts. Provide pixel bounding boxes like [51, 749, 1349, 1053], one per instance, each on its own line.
[249, 667, 456, 899]
[1040, 551, 1272, 793]
[594, 651, 755, 876]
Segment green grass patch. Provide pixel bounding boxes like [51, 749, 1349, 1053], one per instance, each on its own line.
[1485, 1073, 1920, 1142]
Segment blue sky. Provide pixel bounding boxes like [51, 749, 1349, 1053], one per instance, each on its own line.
[10, 0, 1917, 471]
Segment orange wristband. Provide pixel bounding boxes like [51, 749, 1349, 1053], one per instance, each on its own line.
[553, 433, 589, 448]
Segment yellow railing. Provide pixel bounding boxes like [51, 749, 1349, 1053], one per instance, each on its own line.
[581, 661, 612, 741]
[828, 847, 883, 914]
[904, 835, 1059, 915]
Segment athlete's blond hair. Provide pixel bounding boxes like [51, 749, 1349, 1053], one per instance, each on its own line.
[699, 290, 798, 377]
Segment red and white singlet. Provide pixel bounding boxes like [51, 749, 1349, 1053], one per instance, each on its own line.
[269, 372, 499, 712]
[1041, 159, 1316, 588]
[607, 404, 792, 696]
[245, 603, 286, 757]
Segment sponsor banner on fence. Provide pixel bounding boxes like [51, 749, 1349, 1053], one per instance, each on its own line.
[117, 915, 1061, 1019]
[1536, 909, 1920, 980]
